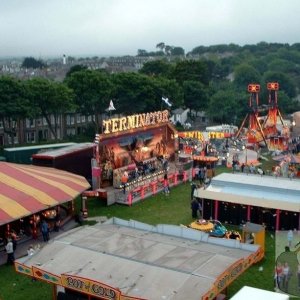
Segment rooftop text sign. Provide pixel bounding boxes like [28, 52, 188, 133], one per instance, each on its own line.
[61, 274, 121, 300]
[102, 110, 169, 134]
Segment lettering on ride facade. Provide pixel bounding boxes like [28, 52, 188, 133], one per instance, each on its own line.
[102, 110, 169, 134]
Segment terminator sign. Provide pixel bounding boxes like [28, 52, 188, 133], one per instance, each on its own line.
[102, 110, 169, 134]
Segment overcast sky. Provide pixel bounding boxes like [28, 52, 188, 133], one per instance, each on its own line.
[1, 0, 300, 58]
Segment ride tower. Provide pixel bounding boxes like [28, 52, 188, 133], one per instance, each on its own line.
[263, 82, 289, 151]
[262, 82, 284, 136]
[236, 84, 267, 147]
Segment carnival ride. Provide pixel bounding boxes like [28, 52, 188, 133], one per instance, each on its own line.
[188, 219, 241, 239]
[236, 82, 289, 151]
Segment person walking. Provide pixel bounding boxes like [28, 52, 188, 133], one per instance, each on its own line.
[5, 238, 15, 265]
[41, 220, 50, 242]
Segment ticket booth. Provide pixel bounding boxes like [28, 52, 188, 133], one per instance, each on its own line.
[242, 222, 265, 255]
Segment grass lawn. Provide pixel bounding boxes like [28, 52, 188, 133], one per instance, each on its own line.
[0, 158, 291, 299]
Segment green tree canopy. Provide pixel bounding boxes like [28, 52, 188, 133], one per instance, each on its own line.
[207, 85, 248, 125]
[65, 69, 113, 133]
[262, 71, 296, 99]
[21, 57, 46, 69]
[139, 60, 173, 77]
[26, 78, 75, 140]
[171, 47, 185, 56]
[65, 65, 88, 78]
[183, 80, 208, 112]
[0, 76, 29, 143]
[111, 73, 183, 114]
[233, 63, 261, 90]
[173, 60, 209, 85]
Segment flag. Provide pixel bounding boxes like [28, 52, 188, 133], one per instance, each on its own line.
[107, 100, 116, 111]
[162, 97, 172, 107]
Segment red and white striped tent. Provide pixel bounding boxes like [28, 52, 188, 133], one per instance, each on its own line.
[0, 162, 90, 226]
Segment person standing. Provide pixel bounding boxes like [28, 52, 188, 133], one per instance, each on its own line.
[41, 220, 50, 242]
[282, 262, 291, 293]
[121, 171, 129, 194]
[190, 182, 197, 200]
[163, 173, 170, 195]
[5, 238, 15, 265]
[10, 230, 18, 251]
[241, 163, 245, 173]
[274, 262, 283, 289]
[191, 198, 200, 219]
[198, 167, 204, 184]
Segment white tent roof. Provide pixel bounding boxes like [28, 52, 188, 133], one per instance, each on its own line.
[16, 218, 259, 300]
[230, 286, 289, 300]
[198, 173, 300, 212]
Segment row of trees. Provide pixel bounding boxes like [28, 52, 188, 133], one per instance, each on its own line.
[2, 44, 300, 145]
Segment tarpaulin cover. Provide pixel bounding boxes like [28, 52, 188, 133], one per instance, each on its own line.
[0, 162, 90, 226]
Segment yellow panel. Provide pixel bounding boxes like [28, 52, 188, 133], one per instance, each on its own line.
[0, 173, 57, 206]
[16, 165, 89, 188]
[17, 169, 81, 197]
[0, 195, 30, 218]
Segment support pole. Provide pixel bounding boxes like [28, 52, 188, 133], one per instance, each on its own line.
[214, 200, 219, 220]
[276, 209, 280, 231]
[247, 205, 251, 221]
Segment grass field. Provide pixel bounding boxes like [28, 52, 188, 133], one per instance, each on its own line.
[0, 157, 295, 300]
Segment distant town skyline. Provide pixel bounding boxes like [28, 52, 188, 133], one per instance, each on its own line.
[1, 0, 300, 58]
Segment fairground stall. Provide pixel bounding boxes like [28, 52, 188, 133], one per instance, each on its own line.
[195, 173, 300, 231]
[15, 218, 263, 300]
[178, 131, 220, 179]
[89, 110, 182, 206]
[0, 162, 90, 246]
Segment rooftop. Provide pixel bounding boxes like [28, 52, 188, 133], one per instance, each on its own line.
[200, 173, 300, 212]
[16, 218, 260, 300]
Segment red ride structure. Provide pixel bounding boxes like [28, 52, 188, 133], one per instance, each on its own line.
[263, 82, 284, 137]
[236, 82, 288, 151]
[236, 83, 267, 147]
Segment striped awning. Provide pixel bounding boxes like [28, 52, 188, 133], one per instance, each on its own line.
[0, 162, 90, 226]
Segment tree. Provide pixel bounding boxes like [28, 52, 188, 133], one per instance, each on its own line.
[0, 76, 29, 145]
[171, 47, 185, 56]
[261, 71, 297, 99]
[152, 77, 183, 110]
[26, 78, 75, 140]
[21, 57, 46, 69]
[65, 65, 88, 78]
[111, 73, 183, 114]
[65, 69, 113, 133]
[164, 45, 173, 56]
[183, 80, 208, 113]
[233, 63, 261, 90]
[137, 49, 148, 57]
[111, 73, 156, 114]
[173, 60, 210, 86]
[206, 88, 247, 124]
[248, 58, 268, 75]
[268, 59, 295, 74]
[156, 42, 165, 52]
[139, 60, 172, 77]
